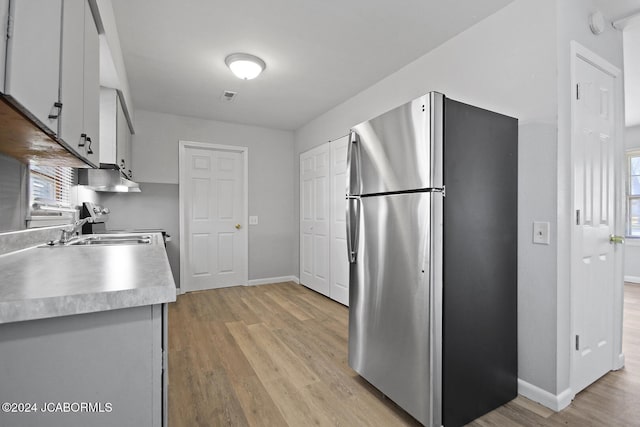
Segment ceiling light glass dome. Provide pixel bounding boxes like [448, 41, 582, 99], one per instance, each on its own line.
[225, 53, 266, 80]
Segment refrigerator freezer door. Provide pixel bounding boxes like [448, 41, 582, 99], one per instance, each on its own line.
[349, 92, 443, 195]
[348, 192, 442, 426]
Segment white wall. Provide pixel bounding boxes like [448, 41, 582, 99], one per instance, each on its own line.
[99, 183, 180, 286]
[0, 153, 27, 232]
[626, 125, 640, 150]
[626, 125, 640, 282]
[130, 110, 296, 283]
[295, 0, 561, 396]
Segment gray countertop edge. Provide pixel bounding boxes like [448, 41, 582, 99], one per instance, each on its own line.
[0, 286, 176, 324]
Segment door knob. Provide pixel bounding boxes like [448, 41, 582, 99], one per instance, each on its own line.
[235, 224, 241, 229]
[609, 235, 625, 245]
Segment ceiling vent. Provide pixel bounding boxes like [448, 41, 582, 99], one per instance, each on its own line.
[220, 90, 238, 102]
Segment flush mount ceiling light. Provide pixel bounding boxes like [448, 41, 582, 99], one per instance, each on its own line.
[225, 53, 266, 80]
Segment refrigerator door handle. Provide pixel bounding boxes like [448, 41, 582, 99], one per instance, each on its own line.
[346, 196, 360, 263]
[346, 131, 361, 196]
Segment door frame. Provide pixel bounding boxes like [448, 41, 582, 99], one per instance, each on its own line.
[178, 140, 249, 294]
[569, 41, 625, 396]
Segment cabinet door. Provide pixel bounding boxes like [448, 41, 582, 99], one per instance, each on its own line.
[300, 144, 331, 297]
[5, 0, 62, 133]
[83, 1, 100, 165]
[99, 87, 117, 164]
[59, 0, 85, 156]
[330, 136, 349, 305]
[116, 97, 131, 177]
[0, 0, 9, 92]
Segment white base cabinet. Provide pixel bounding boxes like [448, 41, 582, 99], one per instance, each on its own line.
[300, 136, 349, 305]
[0, 304, 167, 427]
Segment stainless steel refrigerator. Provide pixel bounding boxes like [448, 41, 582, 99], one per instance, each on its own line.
[347, 92, 517, 427]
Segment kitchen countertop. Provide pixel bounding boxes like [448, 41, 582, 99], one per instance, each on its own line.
[0, 233, 176, 324]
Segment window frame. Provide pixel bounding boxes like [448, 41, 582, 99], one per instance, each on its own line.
[27, 165, 76, 228]
[626, 150, 640, 239]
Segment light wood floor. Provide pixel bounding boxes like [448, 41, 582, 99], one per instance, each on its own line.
[168, 282, 640, 426]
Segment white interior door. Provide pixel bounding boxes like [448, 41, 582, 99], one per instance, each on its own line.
[180, 142, 248, 292]
[572, 51, 619, 394]
[330, 136, 349, 305]
[300, 144, 330, 296]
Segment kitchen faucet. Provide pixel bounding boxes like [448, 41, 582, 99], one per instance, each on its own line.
[59, 218, 93, 244]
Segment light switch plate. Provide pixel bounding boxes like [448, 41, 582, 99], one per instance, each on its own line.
[533, 221, 550, 245]
[249, 216, 258, 225]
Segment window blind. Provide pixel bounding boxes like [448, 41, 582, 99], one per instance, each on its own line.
[29, 165, 75, 209]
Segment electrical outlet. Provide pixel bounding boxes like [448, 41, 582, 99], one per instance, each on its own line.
[249, 216, 258, 225]
[533, 221, 550, 245]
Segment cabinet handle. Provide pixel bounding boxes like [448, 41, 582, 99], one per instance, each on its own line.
[48, 102, 63, 120]
[86, 137, 93, 155]
[78, 133, 87, 147]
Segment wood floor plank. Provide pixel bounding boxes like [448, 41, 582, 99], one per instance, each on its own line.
[225, 321, 284, 384]
[246, 322, 319, 388]
[229, 374, 288, 427]
[169, 282, 640, 426]
[262, 377, 335, 427]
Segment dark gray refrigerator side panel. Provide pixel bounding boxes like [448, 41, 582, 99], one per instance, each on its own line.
[442, 99, 518, 427]
[348, 192, 442, 426]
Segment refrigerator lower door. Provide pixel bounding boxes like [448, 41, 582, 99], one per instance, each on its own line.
[348, 192, 442, 426]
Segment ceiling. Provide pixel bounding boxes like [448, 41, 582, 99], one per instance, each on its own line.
[110, 0, 515, 131]
[595, 0, 640, 127]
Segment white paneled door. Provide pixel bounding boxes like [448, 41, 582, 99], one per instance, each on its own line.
[330, 136, 349, 305]
[300, 144, 331, 296]
[571, 47, 622, 394]
[180, 142, 248, 292]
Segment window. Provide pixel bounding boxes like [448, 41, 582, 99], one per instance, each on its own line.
[627, 151, 640, 238]
[28, 165, 76, 227]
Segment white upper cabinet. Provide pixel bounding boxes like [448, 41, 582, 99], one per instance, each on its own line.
[4, 0, 63, 135]
[100, 87, 133, 177]
[59, 0, 100, 166]
[0, 0, 9, 92]
[82, 1, 100, 165]
[116, 95, 132, 178]
[0, 0, 103, 167]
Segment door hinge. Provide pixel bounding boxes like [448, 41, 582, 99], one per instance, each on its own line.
[576, 83, 580, 100]
[576, 209, 581, 225]
[575, 335, 580, 351]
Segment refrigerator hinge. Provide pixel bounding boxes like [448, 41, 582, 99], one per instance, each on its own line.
[575, 335, 580, 351]
[433, 186, 445, 197]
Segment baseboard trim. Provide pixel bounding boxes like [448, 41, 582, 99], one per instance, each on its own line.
[615, 352, 625, 370]
[518, 379, 573, 412]
[247, 276, 300, 286]
[624, 275, 640, 284]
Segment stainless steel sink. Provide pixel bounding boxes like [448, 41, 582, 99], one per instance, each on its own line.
[67, 235, 152, 246]
[68, 238, 151, 246]
[41, 234, 154, 247]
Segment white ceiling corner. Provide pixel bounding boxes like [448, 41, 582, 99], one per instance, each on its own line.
[110, 0, 516, 131]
